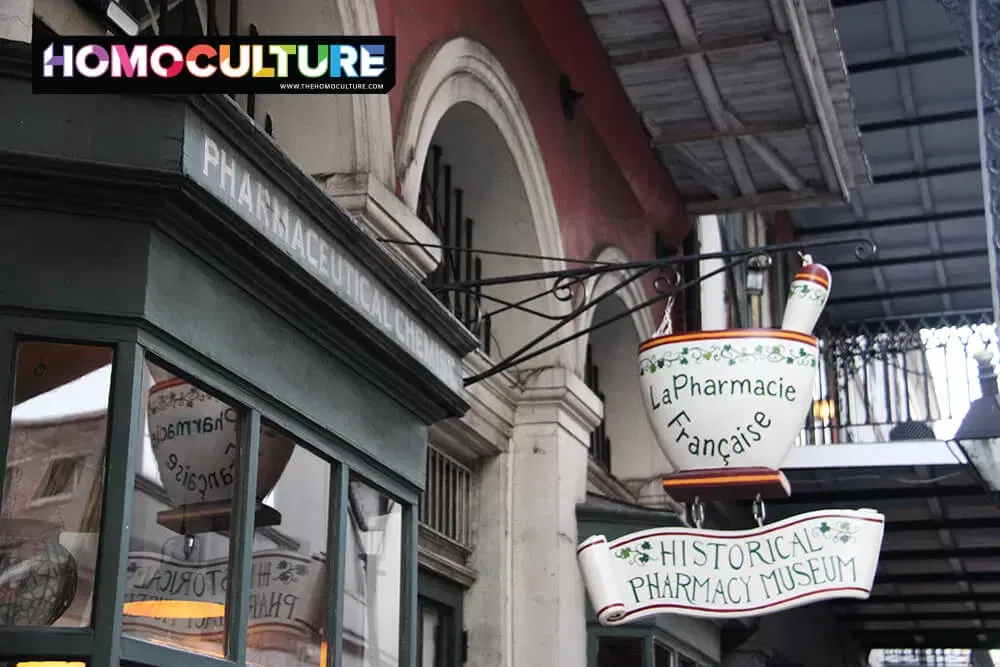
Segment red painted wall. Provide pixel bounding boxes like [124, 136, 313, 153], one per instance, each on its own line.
[376, 0, 691, 317]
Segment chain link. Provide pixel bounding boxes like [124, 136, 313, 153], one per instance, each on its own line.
[752, 494, 766, 527]
[689, 496, 705, 529]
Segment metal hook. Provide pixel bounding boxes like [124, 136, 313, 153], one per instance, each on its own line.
[752, 494, 766, 527]
[33, 361, 47, 378]
[689, 496, 705, 529]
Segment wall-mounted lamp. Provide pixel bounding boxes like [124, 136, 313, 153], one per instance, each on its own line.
[559, 73, 585, 122]
[746, 254, 773, 297]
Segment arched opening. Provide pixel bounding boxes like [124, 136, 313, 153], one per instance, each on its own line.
[585, 291, 674, 504]
[418, 102, 556, 366]
[398, 38, 569, 373]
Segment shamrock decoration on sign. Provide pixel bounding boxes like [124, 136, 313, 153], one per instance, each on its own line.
[614, 541, 654, 567]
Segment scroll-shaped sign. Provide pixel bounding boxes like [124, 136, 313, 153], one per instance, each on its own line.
[578, 509, 885, 624]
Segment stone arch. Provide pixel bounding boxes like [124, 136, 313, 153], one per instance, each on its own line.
[395, 37, 571, 369]
[223, 0, 394, 187]
[581, 246, 675, 482]
[574, 245, 656, 375]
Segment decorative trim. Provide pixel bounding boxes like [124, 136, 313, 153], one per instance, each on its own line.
[515, 367, 603, 446]
[639, 328, 818, 352]
[320, 171, 441, 278]
[185, 93, 480, 357]
[638, 339, 819, 375]
[333, 0, 394, 189]
[417, 530, 477, 590]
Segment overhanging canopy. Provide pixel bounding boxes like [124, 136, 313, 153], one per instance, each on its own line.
[582, 0, 872, 214]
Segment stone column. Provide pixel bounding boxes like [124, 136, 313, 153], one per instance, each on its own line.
[0, 0, 31, 42]
[509, 368, 602, 667]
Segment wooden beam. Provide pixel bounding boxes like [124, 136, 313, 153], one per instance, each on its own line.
[685, 189, 842, 215]
[766, 0, 843, 194]
[724, 108, 807, 190]
[653, 119, 813, 145]
[658, 0, 756, 196]
[611, 32, 790, 67]
[843, 611, 1000, 624]
[666, 146, 734, 199]
[782, 0, 852, 198]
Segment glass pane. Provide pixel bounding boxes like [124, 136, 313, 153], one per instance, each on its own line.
[342, 477, 403, 667]
[678, 658, 696, 667]
[596, 637, 643, 667]
[246, 421, 330, 667]
[655, 644, 672, 667]
[418, 603, 440, 667]
[122, 359, 244, 658]
[2, 341, 114, 628]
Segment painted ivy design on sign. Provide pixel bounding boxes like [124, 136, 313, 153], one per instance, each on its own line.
[639, 343, 817, 376]
[789, 283, 827, 303]
[813, 520, 860, 545]
[614, 541, 654, 567]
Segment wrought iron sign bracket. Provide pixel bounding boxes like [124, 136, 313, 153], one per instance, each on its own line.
[380, 236, 877, 387]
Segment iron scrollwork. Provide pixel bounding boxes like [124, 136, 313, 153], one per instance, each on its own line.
[936, 0, 1000, 321]
[383, 236, 877, 386]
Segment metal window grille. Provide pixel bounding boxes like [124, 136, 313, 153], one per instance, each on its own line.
[799, 312, 999, 445]
[418, 447, 473, 551]
[584, 344, 612, 471]
[417, 145, 491, 354]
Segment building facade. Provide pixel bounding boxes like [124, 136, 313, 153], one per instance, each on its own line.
[0, 1, 875, 666]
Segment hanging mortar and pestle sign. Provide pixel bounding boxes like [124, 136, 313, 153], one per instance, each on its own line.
[578, 254, 886, 624]
[144, 364, 294, 535]
[638, 255, 833, 500]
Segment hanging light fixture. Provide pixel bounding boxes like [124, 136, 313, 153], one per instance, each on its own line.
[120, 534, 226, 620]
[745, 254, 773, 297]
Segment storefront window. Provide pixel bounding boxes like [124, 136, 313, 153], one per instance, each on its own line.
[596, 636, 643, 667]
[417, 603, 440, 667]
[247, 421, 330, 667]
[344, 477, 403, 667]
[655, 643, 673, 667]
[1, 340, 113, 629]
[123, 359, 245, 658]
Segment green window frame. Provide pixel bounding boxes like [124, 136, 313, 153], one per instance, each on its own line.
[0, 314, 421, 667]
[416, 569, 464, 667]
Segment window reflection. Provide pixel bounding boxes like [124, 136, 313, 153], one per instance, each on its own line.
[1, 341, 114, 629]
[344, 477, 403, 667]
[122, 360, 243, 658]
[246, 421, 329, 667]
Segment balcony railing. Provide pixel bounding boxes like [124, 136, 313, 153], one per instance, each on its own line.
[800, 312, 998, 445]
[869, 648, 985, 667]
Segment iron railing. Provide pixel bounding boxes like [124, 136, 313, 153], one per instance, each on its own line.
[416, 146, 492, 354]
[799, 312, 999, 445]
[418, 446, 473, 551]
[870, 648, 986, 667]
